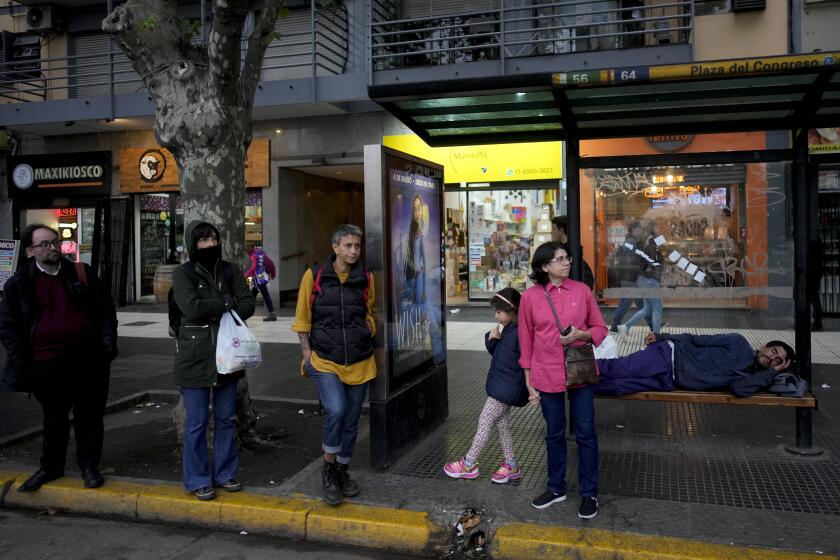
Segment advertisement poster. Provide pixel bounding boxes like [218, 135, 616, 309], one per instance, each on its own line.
[809, 128, 840, 154]
[0, 240, 20, 292]
[386, 154, 446, 380]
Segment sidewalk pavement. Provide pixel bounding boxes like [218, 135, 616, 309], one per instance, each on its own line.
[1, 311, 839, 559]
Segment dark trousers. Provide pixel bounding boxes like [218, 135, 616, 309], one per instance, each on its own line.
[32, 352, 110, 475]
[252, 282, 274, 313]
[540, 386, 599, 497]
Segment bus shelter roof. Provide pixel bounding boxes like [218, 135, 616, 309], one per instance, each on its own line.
[369, 52, 840, 147]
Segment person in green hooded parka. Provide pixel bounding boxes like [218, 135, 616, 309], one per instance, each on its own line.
[171, 221, 255, 501]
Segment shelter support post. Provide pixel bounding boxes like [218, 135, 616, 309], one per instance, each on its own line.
[786, 129, 822, 456]
[566, 135, 582, 281]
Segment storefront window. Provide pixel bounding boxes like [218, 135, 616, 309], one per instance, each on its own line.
[245, 188, 263, 246]
[445, 183, 566, 302]
[24, 207, 92, 264]
[588, 162, 794, 322]
[139, 193, 183, 297]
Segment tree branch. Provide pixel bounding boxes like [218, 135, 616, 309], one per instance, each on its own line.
[102, 0, 184, 85]
[209, 0, 250, 106]
[240, 0, 286, 110]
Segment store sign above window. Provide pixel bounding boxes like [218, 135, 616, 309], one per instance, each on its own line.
[6, 151, 111, 199]
[383, 135, 563, 183]
[119, 138, 270, 193]
[645, 135, 694, 153]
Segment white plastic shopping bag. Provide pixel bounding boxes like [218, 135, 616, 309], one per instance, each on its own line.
[216, 310, 262, 373]
[593, 334, 619, 360]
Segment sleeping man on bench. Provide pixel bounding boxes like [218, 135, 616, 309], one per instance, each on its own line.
[594, 332, 806, 398]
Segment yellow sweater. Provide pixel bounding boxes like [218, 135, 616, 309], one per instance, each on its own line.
[291, 267, 377, 385]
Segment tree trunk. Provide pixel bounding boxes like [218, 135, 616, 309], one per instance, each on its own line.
[104, 0, 286, 451]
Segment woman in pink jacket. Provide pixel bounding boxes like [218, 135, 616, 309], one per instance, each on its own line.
[519, 242, 607, 519]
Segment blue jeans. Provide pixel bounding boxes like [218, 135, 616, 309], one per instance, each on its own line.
[539, 386, 599, 497]
[611, 280, 646, 327]
[306, 361, 369, 464]
[254, 282, 274, 313]
[625, 275, 662, 333]
[180, 381, 239, 491]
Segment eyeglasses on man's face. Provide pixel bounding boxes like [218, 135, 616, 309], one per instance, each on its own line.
[548, 255, 572, 264]
[30, 238, 60, 250]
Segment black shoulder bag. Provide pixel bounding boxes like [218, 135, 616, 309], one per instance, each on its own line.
[545, 290, 599, 387]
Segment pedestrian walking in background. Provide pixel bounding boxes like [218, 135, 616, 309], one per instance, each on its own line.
[0, 224, 118, 492]
[443, 287, 529, 484]
[292, 224, 376, 506]
[244, 245, 278, 321]
[519, 242, 608, 519]
[608, 219, 651, 332]
[171, 221, 255, 501]
[617, 219, 664, 336]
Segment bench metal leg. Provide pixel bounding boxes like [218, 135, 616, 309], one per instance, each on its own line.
[784, 409, 823, 456]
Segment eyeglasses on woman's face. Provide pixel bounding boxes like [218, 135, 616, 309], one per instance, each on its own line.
[548, 254, 572, 265]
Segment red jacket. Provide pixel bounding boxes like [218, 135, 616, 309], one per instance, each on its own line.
[518, 279, 607, 393]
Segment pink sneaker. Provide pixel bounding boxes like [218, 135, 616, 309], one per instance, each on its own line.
[490, 462, 522, 484]
[443, 457, 479, 479]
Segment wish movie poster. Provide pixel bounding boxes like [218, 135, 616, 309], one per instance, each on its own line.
[386, 156, 446, 380]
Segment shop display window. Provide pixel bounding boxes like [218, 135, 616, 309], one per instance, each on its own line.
[245, 188, 263, 245]
[24, 207, 94, 264]
[444, 184, 565, 301]
[139, 193, 183, 296]
[589, 163, 794, 314]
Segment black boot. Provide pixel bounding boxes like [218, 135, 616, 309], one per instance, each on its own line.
[336, 463, 360, 497]
[321, 460, 342, 506]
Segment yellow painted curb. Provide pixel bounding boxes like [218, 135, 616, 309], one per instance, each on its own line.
[492, 523, 837, 560]
[0, 470, 23, 501]
[136, 484, 221, 526]
[4, 473, 139, 517]
[307, 501, 433, 554]
[218, 493, 316, 538]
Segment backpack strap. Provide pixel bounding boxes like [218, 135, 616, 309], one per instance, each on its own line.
[309, 264, 324, 310]
[74, 261, 88, 286]
[363, 268, 371, 306]
[308, 265, 371, 310]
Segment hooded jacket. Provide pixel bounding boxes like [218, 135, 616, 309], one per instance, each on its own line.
[0, 256, 118, 392]
[171, 220, 255, 388]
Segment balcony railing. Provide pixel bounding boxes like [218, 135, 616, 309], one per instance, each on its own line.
[369, 0, 693, 72]
[0, 3, 349, 105]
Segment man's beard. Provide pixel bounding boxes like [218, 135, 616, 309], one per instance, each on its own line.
[42, 252, 60, 264]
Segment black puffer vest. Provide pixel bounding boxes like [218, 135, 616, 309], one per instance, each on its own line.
[310, 258, 374, 366]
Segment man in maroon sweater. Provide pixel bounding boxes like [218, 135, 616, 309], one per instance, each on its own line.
[0, 224, 118, 492]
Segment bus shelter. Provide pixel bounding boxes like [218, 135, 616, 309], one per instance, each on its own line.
[370, 52, 840, 453]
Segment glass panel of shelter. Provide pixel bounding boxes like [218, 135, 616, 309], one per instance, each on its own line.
[586, 162, 795, 336]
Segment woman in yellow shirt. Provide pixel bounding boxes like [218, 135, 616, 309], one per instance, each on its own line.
[292, 224, 376, 506]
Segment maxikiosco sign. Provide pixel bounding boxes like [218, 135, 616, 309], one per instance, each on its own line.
[7, 151, 111, 199]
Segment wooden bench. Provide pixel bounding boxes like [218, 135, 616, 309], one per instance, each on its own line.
[598, 389, 817, 409]
[596, 389, 819, 453]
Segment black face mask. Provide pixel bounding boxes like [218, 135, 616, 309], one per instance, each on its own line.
[193, 244, 222, 270]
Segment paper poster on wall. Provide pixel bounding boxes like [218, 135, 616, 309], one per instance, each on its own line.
[0, 240, 20, 291]
[386, 153, 446, 381]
